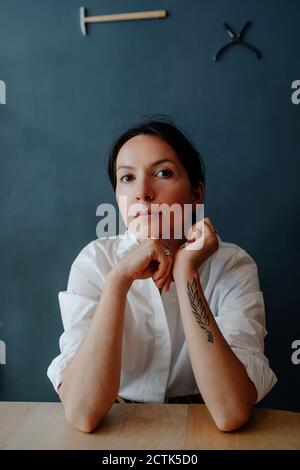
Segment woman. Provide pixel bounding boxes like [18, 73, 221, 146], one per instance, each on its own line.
[47, 117, 277, 433]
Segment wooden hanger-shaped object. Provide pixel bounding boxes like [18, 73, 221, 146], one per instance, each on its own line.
[80, 6, 167, 36]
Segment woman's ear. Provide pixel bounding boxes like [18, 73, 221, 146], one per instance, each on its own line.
[190, 183, 205, 227]
[191, 182, 205, 206]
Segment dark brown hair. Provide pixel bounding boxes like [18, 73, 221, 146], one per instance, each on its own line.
[107, 115, 206, 193]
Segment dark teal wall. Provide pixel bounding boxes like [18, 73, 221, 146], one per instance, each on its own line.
[0, 0, 299, 411]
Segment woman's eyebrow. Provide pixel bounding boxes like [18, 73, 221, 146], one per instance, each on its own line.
[116, 159, 177, 172]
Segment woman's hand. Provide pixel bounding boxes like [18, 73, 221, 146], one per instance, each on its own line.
[115, 238, 174, 291]
[173, 217, 219, 275]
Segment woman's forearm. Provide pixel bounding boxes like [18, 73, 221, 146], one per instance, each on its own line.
[59, 266, 132, 432]
[173, 264, 257, 432]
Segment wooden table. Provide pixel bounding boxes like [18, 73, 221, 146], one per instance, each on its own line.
[0, 402, 299, 450]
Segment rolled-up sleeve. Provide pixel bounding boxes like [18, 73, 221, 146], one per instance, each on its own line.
[47, 241, 106, 393]
[214, 248, 277, 403]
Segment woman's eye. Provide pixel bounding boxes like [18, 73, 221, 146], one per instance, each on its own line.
[155, 169, 172, 178]
[120, 174, 134, 183]
[120, 169, 172, 182]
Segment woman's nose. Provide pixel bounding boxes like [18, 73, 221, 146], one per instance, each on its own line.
[135, 183, 155, 202]
[135, 192, 154, 202]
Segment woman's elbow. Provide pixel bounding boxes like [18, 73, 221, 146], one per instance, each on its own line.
[70, 417, 100, 434]
[214, 407, 252, 432]
[64, 406, 104, 433]
[58, 383, 111, 432]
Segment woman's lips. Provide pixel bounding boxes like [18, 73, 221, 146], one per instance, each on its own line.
[135, 210, 161, 218]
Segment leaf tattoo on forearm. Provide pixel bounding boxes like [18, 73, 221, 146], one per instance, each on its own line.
[187, 277, 213, 343]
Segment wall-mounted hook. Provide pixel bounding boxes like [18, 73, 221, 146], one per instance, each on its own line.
[0, 80, 6, 104]
[213, 21, 261, 61]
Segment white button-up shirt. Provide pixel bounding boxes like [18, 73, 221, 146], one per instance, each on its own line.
[47, 230, 277, 403]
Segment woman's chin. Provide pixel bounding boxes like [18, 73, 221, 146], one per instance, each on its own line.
[128, 218, 183, 242]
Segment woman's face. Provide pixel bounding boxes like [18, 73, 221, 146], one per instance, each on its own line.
[115, 134, 204, 241]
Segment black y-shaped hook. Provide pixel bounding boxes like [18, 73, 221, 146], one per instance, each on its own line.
[213, 21, 261, 61]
